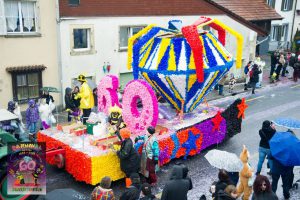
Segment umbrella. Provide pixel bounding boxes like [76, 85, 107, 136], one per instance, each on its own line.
[272, 117, 300, 129]
[204, 149, 243, 172]
[40, 87, 60, 93]
[270, 131, 300, 166]
[45, 188, 86, 200]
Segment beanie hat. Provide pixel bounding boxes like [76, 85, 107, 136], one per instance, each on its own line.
[262, 120, 271, 129]
[147, 126, 155, 135]
[120, 128, 131, 139]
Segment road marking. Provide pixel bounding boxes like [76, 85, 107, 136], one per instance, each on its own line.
[246, 95, 265, 102]
[291, 84, 300, 88]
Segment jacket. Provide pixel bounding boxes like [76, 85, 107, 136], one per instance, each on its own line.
[214, 180, 232, 200]
[251, 191, 278, 200]
[138, 134, 160, 160]
[161, 166, 190, 200]
[271, 157, 294, 176]
[139, 194, 157, 200]
[65, 88, 76, 110]
[91, 186, 115, 200]
[77, 82, 94, 109]
[217, 190, 236, 200]
[250, 68, 261, 83]
[119, 184, 141, 200]
[259, 127, 276, 149]
[117, 138, 140, 176]
[26, 104, 39, 128]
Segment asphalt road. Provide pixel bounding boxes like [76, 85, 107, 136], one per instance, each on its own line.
[42, 83, 300, 200]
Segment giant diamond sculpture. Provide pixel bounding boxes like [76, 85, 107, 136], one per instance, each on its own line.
[127, 17, 243, 112]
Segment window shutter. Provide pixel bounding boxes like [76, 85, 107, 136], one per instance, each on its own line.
[281, 0, 285, 10]
[289, 0, 294, 10]
[0, 0, 7, 35]
[277, 26, 282, 41]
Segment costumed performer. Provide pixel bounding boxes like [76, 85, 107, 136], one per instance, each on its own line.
[26, 99, 40, 141]
[117, 128, 140, 188]
[237, 145, 253, 200]
[74, 74, 94, 124]
[135, 126, 159, 185]
[39, 98, 52, 129]
[108, 105, 126, 139]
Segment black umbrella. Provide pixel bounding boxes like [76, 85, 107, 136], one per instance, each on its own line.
[45, 189, 87, 200]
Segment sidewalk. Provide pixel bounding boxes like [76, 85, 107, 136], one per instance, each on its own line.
[206, 54, 298, 103]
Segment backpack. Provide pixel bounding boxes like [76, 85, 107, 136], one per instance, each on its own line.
[244, 66, 249, 75]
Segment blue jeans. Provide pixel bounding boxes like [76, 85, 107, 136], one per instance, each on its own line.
[29, 123, 37, 134]
[257, 147, 272, 173]
[218, 84, 224, 95]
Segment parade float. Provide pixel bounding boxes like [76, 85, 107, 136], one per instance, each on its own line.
[37, 16, 247, 185]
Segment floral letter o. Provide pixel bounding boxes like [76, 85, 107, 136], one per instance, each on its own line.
[97, 75, 120, 114]
[122, 80, 158, 134]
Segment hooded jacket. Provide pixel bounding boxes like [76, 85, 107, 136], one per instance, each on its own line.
[217, 190, 236, 200]
[251, 191, 278, 200]
[91, 186, 115, 200]
[120, 183, 141, 200]
[77, 82, 94, 109]
[161, 166, 190, 200]
[65, 87, 76, 110]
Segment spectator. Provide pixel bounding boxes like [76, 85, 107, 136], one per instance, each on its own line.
[41, 90, 54, 105]
[244, 61, 252, 91]
[228, 73, 236, 94]
[293, 56, 300, 82]
[140, 183, 158, 200]
[135, 126, 159, 185]
[117, 128, 140, 188]
[91, 176, 115, 200]
[26, 99, 40, 141]
[120, 173, 142, 200]
[213, 169, 233, 200]
[65, 87, 76, 122]
[271, 156, 294, 199]
[218, 75, 228, 96]
[252, 175, 278, 200]
[72, 86, 81, 108]
[161, 165, 190, 200]
[256, 120, 276, 176]
[275, 54, 285, 80]
[249, 64, 261, 94]
[92, 88, 98, 113]
[217, 185, 238, 200]
[270, 51, 278, 78]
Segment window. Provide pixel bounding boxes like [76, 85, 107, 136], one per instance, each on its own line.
[267, 0, 276, 8]
[271, 24, 288, 41]
[69, 0, 80, 6]
[281, 0, 293, 11]
[119, 26, 145, 50]
[4, 0, 38, 34]
[73, 29, 89, 50]
[70, 24, 95, 55]
[12, 72, 42, 102]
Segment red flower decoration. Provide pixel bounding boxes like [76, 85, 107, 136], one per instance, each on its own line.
[237, 98, 248, 119]
[211, 111, 223, 132]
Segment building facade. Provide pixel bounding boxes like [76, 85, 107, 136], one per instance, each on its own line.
[0, 0, 60, 110]
[59, 0, 279, 94]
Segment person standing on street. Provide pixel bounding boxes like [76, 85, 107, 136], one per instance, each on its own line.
[293, 56, 300, 82]
[249, 64, 261, 94]
[74, 74, 94, 124]
[218, 75, 228, 96]
[252, 175, 278, 200]
[270, 51, 278, 78]
[256, 120, 276, 176]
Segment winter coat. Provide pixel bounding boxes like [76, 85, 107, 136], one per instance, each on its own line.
[161, 165, 190, 200]
[72, 92, 81, 108]
[259, 127, 276, 149]
[65, 88, 76, 110]
[214, 180, 232, 200]
[26, 103, 39, 128]
[117, 138, 140, 177]
[119, 183, 141, 200]
[271, 157, 294, 176]
[217, 190, 236, 200]
[251, 191, 278, 200]
[91, 186, 115, 200]
[294, 62, 300, 71]
[77, 82, 94, 109]
[289, 56, 296, 67]
[137, 134, 159, 160]
[250, 68, 261, 84]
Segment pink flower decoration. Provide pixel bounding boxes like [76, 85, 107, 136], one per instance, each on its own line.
[122, 80, 158, 135]
[97, 75, 120, 114]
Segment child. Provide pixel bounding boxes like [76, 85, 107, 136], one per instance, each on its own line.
[26, 99, 40, 141]
[228, 73, 236, 94]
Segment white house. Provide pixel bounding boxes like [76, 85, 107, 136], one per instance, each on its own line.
[58, 0, 281, 93]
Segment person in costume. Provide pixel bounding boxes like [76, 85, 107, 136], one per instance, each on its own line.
[32, 165, 44, 185]
[91, 176, 115, 200]
[74, 74, 94, 124]
[15, 171, 25, 185]
[39, 98, 53, 129]
[237, 145, 253, 200]
[108, 105, 126, 138]
[135, 126, 159, 185]
[117, 128, 140, 188]
[26, 99, 40, 141]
